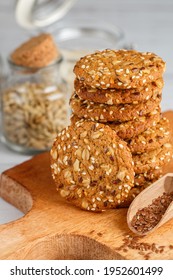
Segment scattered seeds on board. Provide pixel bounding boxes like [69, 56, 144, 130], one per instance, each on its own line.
[2, 82, 68, 150]
[116, 234, 172, 259]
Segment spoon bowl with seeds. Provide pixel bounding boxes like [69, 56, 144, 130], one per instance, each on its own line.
[127, 173, 173, 236]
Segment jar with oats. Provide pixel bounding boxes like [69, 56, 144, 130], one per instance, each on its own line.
[1, 34, 69, 154]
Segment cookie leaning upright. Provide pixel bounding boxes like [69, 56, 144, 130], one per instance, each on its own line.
[11, 33, 59, 68]
[73, 49, 166, 90]
[50, 121, 134, 211]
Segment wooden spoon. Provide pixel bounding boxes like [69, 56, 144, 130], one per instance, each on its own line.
[127, 173, 173, 236]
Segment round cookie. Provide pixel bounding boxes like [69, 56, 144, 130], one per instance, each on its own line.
[70, 92, 161, 123]
[74, 78, 163, 105]
[128, 117, 170, 154]
[50, 121, 134, 211]
[73, 49, 166, 90]
[134, 169, 163, 186]
[108, 108, 161, 139]
[71, 107, 161, 140]
[133, 143, 173, 174]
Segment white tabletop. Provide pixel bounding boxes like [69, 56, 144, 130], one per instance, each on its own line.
[0, 0, 173, 224]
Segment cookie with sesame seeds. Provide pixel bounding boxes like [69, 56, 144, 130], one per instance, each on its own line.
[134, 169, 163, 187]
[133, 143, 173, 174]
[50, 121, 134, 211]
[128, 117, 170, 154]
[74, 78, 163, 105]
[73, 49, 165, 90]
[108, 107, 161, 139]
[71, 107, 161, 140]
[70, 92, 161, 123]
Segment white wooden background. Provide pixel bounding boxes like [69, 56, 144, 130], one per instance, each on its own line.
[0, 0, 173, 223]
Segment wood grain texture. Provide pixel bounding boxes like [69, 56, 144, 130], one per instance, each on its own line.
[0, 111, 173, 260]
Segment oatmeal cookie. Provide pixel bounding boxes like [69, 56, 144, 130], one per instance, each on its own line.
[108, 108, 161, 139]
[133, 143, 173, 174]
[134, 169, 163, 186]
[71, 107, 161, 140]
[74, 78, 163, 105]
[73, 49, 166, 89]
[11, 33, 60, 68]
[70, 92, 161, 123]
[129, 117, 170, 154]
[50, 121, 134, 211]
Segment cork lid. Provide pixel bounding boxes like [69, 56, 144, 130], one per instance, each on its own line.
[10, 33, 60, 68]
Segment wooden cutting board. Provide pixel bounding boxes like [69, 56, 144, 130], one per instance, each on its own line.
[0, 111, 173, 260]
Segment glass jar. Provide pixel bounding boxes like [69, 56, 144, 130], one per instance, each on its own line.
[53, 19, 127, 94]
[1, 56, 69, 154]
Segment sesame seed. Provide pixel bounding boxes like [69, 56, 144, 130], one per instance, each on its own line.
[118, 82, 123, 86]
[119, 143, 124, 149]
[57, 167, 61, 173]
[155, 166, 160, 170]
[89, 165, 94, 170]
[116, 69, 123, 73]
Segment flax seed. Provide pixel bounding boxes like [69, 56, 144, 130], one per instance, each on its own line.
[131, 192, 173, 234]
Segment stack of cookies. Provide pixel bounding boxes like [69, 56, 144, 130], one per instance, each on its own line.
[69, 49, 172, 206]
